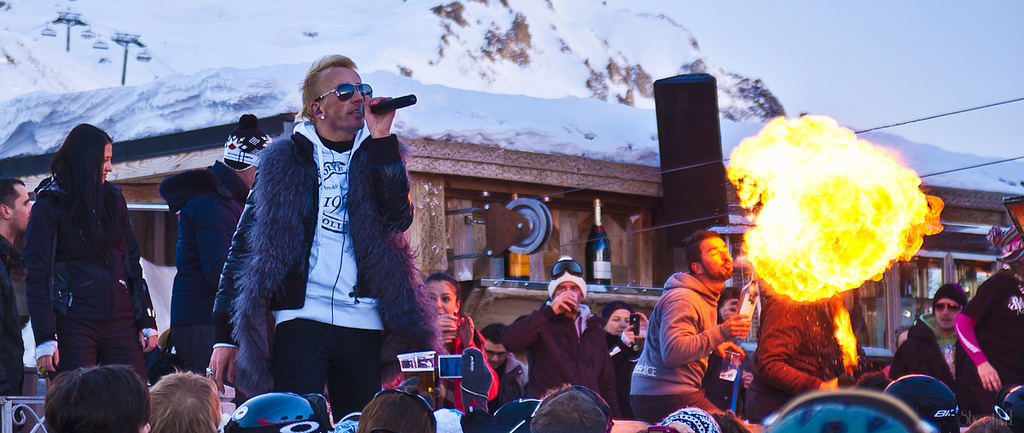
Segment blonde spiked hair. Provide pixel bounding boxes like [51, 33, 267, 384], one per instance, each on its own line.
[298, 55, 358, 123]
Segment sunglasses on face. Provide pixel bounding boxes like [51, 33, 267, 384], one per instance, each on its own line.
[315, 83, 373, 103]
[551, 259, 584, 279]
[934, 303, 962, 312]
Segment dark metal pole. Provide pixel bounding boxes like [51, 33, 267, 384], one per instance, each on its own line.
[65, 21, 71, 52]
[121, 42, 129, 85]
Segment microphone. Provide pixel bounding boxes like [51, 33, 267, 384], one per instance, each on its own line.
[370, 94, 417, 114]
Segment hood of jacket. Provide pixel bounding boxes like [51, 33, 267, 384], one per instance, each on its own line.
[664, 272, 720, 305]
[159, 161, 248, 213]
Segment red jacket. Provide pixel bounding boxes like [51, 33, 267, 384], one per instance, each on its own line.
[439, 313, 498, 412]
[750, 292, 845, 397]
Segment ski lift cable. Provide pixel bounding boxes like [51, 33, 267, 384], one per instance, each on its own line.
[524, 97, 1024, 202]
[854, 97, 1024, 134]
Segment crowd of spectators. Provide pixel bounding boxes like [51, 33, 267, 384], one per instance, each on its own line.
[5, 52, 1022, 433]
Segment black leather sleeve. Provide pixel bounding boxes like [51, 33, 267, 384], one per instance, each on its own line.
[212, 190, 256, 345]
[366, 135, 413, 233]
[371, 160, 414, 233]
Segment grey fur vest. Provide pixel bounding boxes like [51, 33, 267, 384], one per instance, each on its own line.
[230, 131, 441, 395]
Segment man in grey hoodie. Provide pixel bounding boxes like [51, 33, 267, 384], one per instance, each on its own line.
[630, 230, 751, 422]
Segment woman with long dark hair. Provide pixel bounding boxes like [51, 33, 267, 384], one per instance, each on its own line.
[24, 124, 158, 380]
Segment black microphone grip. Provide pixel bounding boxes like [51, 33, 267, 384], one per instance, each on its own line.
[370, 94, 417, 114]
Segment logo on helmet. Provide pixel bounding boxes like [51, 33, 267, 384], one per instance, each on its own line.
[279, 421, 321, 433]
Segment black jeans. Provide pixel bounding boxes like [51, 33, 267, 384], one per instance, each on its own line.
[56, 316, 146, 379]
[631, 389, 718, 424]
[169, 324, 213, 374]
[272, 319, 382, 418]
[744, 387, 792, 424]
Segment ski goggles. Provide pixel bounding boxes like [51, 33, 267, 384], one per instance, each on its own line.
[550, 259, 584, 279]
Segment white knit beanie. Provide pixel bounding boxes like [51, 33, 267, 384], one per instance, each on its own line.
[547, 273, 588, 299]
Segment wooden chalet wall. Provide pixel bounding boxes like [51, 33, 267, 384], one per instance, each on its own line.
[404, 137, 675, 286]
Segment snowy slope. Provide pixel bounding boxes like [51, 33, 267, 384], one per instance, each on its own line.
[0, 0, 782, 119]
[1, 63, 1020, 195]
[0, 29, 112, 98]
[1, 0, 1020, 196]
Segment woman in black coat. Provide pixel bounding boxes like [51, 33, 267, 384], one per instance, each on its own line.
[24, 124, 158, 380]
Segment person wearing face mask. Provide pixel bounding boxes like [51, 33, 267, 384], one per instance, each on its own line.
[209, 55, 439, 417]
[501, 257, 621, 417]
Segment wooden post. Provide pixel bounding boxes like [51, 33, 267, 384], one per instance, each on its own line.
[627, 209, 653, 287]
[409, 173, 447, 275]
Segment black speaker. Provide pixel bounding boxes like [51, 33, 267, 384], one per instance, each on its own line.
[654, 74, 728, 248]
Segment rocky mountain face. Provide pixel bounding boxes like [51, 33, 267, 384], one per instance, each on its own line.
[427, 0, 785, 122]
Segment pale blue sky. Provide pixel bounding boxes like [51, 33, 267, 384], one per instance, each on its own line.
[614, 1, 1024, 159]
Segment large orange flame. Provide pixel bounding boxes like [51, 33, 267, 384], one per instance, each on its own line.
[832, 299, 859, 370]
[727, 116, 944, 303]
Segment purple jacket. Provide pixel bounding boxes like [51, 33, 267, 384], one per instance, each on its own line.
[501, 304, 621, 417]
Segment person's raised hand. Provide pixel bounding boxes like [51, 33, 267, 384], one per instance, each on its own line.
[438, 313, 459, 344]
[550, 290, 579, 316]
[719, 298, 739, 321]
[722, 313, 751, 339]
[364, 97, 397, 138]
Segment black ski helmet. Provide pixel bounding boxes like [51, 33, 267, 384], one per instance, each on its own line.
[995, 384, 1024, 433]
[884, 374, 958, 433]
[225, 392, 330, 433]
[765, 389, 933, 433]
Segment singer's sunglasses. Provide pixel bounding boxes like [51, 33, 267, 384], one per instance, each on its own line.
[934, 302, 962, 312]
[315, 83, 373, 103]
[551, 259, 584, 279]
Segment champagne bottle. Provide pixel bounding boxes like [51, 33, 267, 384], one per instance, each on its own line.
[504, 194, 530, 281]
[585, 198, 612, 285]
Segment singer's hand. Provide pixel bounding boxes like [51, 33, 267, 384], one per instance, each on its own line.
[364, 97, 396, 138]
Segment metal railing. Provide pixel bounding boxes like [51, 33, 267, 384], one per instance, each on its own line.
[1, 396, 47, 433]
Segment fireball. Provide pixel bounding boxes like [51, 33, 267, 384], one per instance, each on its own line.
[729, 116, 943, 369]
[727, 116, 943, 303]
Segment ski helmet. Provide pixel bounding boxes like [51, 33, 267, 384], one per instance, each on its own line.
[494, 398, 541, 433]
[995, 384, 1024, 433]
[225, 392, 330, 433]
[765, 389, 935, 433]
[884, 374, 958, 433]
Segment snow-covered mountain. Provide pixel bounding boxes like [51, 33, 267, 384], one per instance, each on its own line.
[0, 0, 782, 118]
[0, 29, 111, 98]
[1, 0, 1021, 196]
